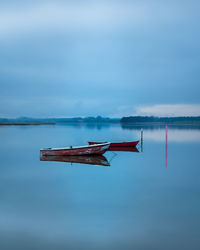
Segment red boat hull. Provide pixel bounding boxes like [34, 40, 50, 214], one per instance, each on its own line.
[108, 146, 139, 152]
[88, 141, 139, 147]
[40, 143, 110, 156]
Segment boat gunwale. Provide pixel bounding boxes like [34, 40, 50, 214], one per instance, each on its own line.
[40, 142, 110, 151]
[88, 140, 139, 146]
[89, 140, 139, 144]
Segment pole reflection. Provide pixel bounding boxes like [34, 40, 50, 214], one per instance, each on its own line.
[165, 124, 168, 168]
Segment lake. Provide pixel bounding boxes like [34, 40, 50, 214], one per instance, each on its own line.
[0, 124, 200, 250]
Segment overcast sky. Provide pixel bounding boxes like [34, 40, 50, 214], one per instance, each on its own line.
[0, 0, 200, 117]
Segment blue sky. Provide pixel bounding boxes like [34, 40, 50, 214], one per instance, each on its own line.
[0, 0, 200, 117]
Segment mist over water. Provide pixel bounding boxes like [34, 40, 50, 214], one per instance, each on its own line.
[0, 124, 200, 250]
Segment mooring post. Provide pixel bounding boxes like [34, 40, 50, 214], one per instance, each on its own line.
[141, 128, 143, 152]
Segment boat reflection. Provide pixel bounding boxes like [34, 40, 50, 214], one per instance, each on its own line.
[108, 146, 139, 152]
[40, 154, 110, 167]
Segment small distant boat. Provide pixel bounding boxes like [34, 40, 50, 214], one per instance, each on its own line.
[88, 140, 139, 147]
[40, 155, 110, 166]
[40, 142, 110, 156]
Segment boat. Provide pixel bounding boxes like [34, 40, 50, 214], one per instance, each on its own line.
[40, 155, 110, 166]
[88, 140, 139, 147]
[40, 142, 110, 156]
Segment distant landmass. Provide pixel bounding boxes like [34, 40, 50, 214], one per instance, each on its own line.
[0, 115, 200, 125]
[0, 116, 120, 125]
[120, 116, 200, 124]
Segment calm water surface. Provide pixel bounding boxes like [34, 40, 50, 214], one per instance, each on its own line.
[0, 124, 200, 250]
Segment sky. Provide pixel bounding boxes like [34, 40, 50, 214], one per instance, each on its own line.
[0, 0, 200, 118]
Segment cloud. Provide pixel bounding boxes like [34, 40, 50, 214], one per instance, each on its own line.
[0, 95, 112, 118]
[1, 0, 197, 38]
[0, 1, 200, 118]
[135, 104, 200, 117]
[0, 1, 149, 38]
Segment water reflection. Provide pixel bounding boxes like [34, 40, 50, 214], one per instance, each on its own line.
[121, 123, 200, 130]
[122, 126, 200, 142]
[166, 125, 168, 168]
[142, 128, 200, 142]
[40, 155, 110, 166]
[1, 125, 200, 250]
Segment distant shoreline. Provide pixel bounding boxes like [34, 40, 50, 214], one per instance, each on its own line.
[0, 116, 200, 126]
[120, 116, 200, 124]
[120, 121, 200, 125]
[0, 122, 200, 127]
[0, 122, 56, 126]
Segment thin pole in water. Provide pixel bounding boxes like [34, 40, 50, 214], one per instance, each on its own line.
[141, 128, 143, 152]
[165, 124, 168, 168]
